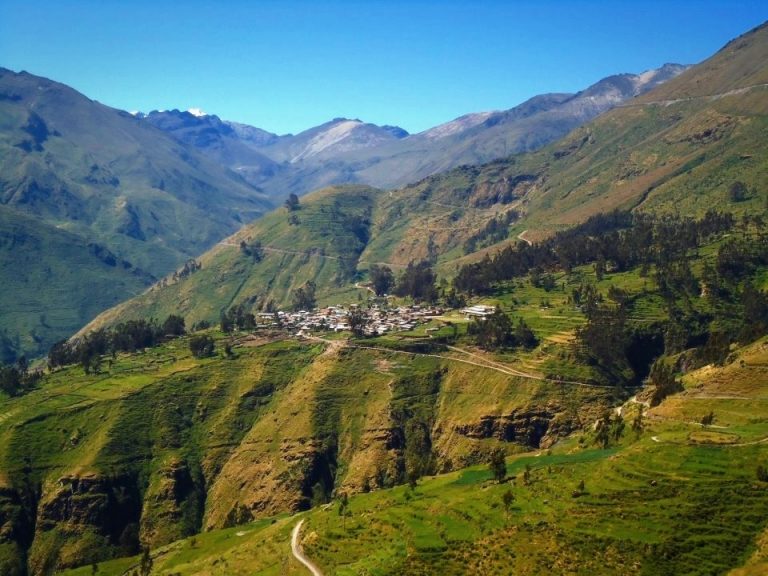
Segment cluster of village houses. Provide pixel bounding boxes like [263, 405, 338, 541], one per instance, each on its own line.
[255, 303, 496, 337]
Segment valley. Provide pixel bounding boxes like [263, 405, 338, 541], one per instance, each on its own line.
[0, 14, 767, 576]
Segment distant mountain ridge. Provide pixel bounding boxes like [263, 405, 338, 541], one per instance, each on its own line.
[141, 63, 688, 196]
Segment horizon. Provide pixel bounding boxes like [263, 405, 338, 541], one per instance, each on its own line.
[1, 1, 767, 135]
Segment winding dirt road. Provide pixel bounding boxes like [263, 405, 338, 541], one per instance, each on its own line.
[291, 519, 324, 576]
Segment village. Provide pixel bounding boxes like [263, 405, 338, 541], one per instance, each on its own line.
[254, 303, 496, 338]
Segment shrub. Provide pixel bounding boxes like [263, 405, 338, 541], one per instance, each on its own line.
[189, 335, 215, 358]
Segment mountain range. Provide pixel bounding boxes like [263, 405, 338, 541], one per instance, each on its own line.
[141, 63, 688, 197]
[81, 24, 767, 332]
[0, 62, 686, 360]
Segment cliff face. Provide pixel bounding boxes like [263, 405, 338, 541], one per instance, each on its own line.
[0, 485, 31, 576]
[28, 473, 142, 574]
[0, 340, 614, 574]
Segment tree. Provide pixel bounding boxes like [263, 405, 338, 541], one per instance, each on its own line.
[285, 193, 300, 211]
[699, 331, 730, 366]
[161, 314, 186, 337]
[502, 489, 515, 522]
[139, 547, 152, 576]
[594, 412, 614, 449]
[239, 239, 264, 262]
[728, 181, 748, 202]
[489, 448, 507, 483]
[514, 318, 537, 349]
[522, 463, 532, 486]
[291, 281, 317, 311]
[369, 264, 394, 296]
[338, 491, 351, 529]
[444, 288, 466, 309]
[648, 360, 682, 407]
[348, 308, 367, 337]
[469, 309, 514, 351]
[189, 335, 215, 358]
[220, 310, 234, 334]
[394, 261, 438, 303]
[631, 405, 644, 438]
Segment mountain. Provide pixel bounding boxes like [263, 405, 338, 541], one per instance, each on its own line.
[0, 68, 273, 358]
[80, 23, 767, 333]
[139, 109, 284, 188]
[142, 65, 687, 198]
[259, 117, 410, 163]
[5, 213, 768, 574]
[340, 63, 690, 189]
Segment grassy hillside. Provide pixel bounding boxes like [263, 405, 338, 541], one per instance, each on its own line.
[80, 185, 381, 332]
[0, 314, 615, 573]
[58, 336, 768, 576]
[0, 206, 151, 361]
[0, 68, 272, 359]
[5, 197, 768, 573]
[80, 23, 768, 336]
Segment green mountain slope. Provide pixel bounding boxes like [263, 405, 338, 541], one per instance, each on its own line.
[0, 328, 614, 574]
[82, 184, 381, 331]
[63, 339, 768, 576]
[82, 24, 768, 334]
[0, 206, 151, 361]
[6, 21, 765, 576]
[511, 21, 768, 236]
[0, 68, 273, 358]
[5, 179, 768, 574]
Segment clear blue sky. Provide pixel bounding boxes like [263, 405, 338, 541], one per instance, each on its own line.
[1, 1, 766, 135]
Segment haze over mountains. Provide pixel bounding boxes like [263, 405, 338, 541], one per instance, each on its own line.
[141, 63, 688, 196]
[0, 62, 685, 360]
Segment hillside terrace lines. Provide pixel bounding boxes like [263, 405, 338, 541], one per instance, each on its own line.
[302, 334, 612, 389]
[217, 239, 409, 268]
[616, 82, 768, 108]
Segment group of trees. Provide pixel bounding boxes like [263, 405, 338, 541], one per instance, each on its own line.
[220, 303, 257, 332]
[174, 259, 202, 281]
[453, 209, 736, 295]
[189, 334, 215, 358]
[284, 193, 300, 211]
[393, 261, 438, 303]
[291, 281, 317, 311]
[366, 261, 439, 302]
[0, 356, 40, 396]
[369, 264, 395, 296]
[239, 239, 264, 262]
[463, 209, 519, 254]
[48, 314, 187, 373]
[467, 309, 537, 351]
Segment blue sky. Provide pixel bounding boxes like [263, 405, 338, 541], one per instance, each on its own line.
[1, 1, 766, 134]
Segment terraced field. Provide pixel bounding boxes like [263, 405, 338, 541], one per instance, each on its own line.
[60, 338, 768, 575]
